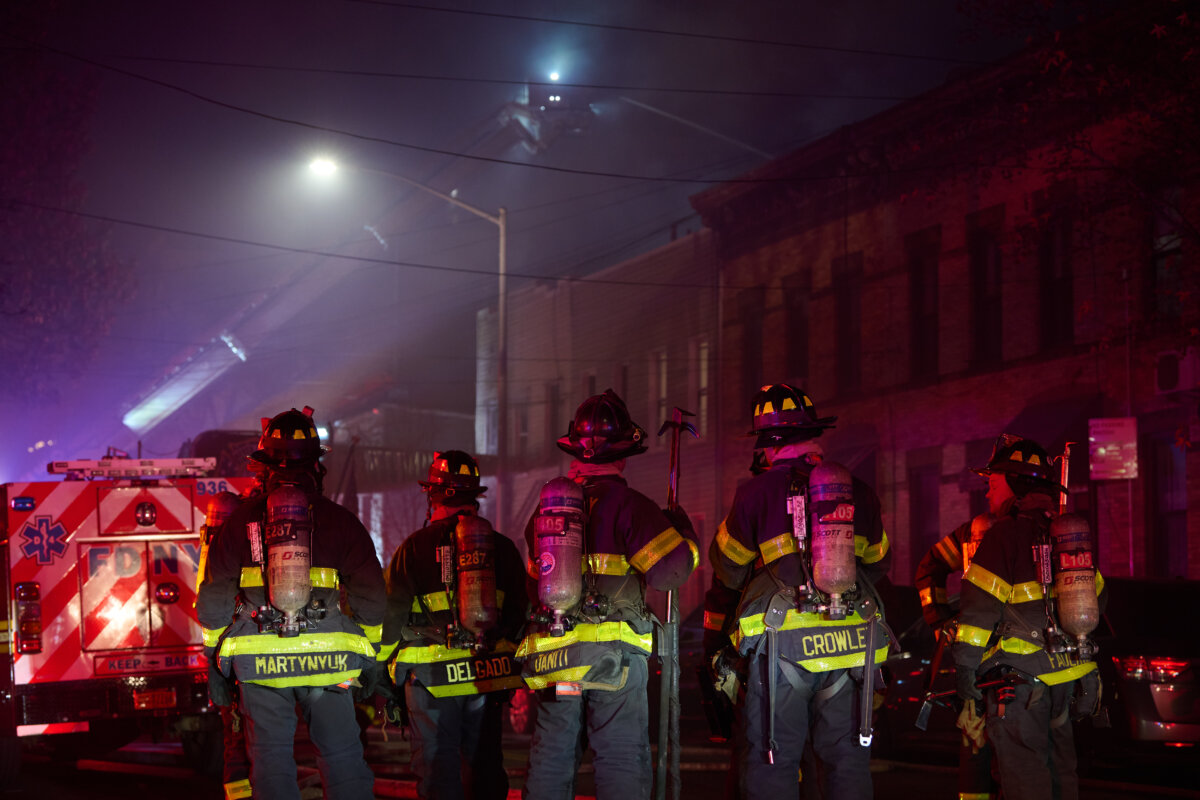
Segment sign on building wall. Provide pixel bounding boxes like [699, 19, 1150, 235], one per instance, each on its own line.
[1088, 417, 1139, 480]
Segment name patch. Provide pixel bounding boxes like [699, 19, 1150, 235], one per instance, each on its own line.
[430, 653, 519, 687]
[250, 653, 349, 677]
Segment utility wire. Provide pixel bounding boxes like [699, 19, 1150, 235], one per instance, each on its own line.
[339, 0, 992, 66]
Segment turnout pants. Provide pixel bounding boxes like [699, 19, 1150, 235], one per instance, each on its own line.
[523, 655, 651, 800]
[239, 682, 375, 800]
[985, 680, 1078, 800]
[736, 655, 872, 800]
[404, 676, 509, 800]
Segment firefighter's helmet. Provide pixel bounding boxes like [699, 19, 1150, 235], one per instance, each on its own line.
[972, 433, 1066, 492]
[419, 450, 487, 497]
[748, 384, 837, 448]
[557, 389, 648, 463]
[249, 407, 327, 469]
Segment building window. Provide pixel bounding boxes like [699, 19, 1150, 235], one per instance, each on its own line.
[1038, 211, 1074, 350]
[906, 226, 941, 381]
[689, 338, 711, 438]
[739, 288, 765, 405]
[783, 276, 810, 383]
[1146, 430, 1187, 578]
[544, 380, 561, 448]
[967, 205, 1005, 367]
[964, 438, 993, 518]
[908, 462, 941, 578]
[1149, 186, 1184, 322]
[650, 349, 668, 441]
[833, 252, 862, 396]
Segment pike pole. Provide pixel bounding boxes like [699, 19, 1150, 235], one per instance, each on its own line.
[1058, 442, 1075, 515]
[655, 407, 697, 800]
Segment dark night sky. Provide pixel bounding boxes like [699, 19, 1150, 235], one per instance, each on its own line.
[1, 0, 1025, 480]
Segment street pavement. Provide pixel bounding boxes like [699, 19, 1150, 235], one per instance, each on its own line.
[6, 721, 1197, 799]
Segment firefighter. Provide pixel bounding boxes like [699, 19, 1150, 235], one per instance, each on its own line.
[197, 407, 386, 800]
[914, 512, 998, 800]
[379, 450, 528, 800]
[952, 434, 1106, 800]
[518, 389, 698, 800]
[707, 383, 891, 800]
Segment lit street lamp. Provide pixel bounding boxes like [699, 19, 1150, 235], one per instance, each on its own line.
[308, 158, 510, 530]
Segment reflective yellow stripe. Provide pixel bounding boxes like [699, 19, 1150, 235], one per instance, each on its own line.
[703, 611, 726, 631]
[686, 538, 699, 572]
[630, 527, 685, 573]
[716, 521, 756, 566]
[248, 669, 362, 689]
[239, 566, 340, 588]
[964, 564, 1011, 602]
[1095, 571, 1105, 596]
[856, 530, 889, 564]
[523, 666, 592, 689]
[1009, 581, 1043, 604]
[587, 553, 631, 576]
[412, 591, 451, 613]
[428, 673, 527, 696]
[394, 643, 474, 663]
[759, 532, 797, 565]
[224, 778, 253, 800]
[203, 626, 227, 648]
[1038, 661, 1096, 685]
[918, 586, 948, 608]
[514, 621, 654, 659]
[793, 644, 889, 672]
[220, 630, 376, 659]
[934, 536, 963, 570]
[957, 623, 992, 647]
[360, 623, 382, 644]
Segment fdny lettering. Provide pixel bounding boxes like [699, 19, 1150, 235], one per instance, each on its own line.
[799, 625, 868, 658]
[444, 655, 514, 683]
[532, 649, 570, 674]
[88, 545, 143, 578]
[252, 653, 349, 675]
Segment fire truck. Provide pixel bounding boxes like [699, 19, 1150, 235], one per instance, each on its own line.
[0, 455, 256, 778]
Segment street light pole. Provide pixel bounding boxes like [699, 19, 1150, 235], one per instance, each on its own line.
[312, 160, 509, 531]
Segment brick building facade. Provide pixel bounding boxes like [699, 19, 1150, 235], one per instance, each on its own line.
[478, 6, 1199, 615]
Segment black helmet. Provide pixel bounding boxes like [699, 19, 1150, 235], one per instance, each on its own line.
[419, 450, 486, 496]
[557, 389, 647, 463]
[748, 384, 836, 449]
[972, 433, 1066, 492]
[249, 407, 327, 469]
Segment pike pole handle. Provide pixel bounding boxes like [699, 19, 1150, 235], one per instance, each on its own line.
[655, 407, 697, 800]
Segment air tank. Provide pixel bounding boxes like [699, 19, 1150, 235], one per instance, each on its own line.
[456, 515, 499, 646]
[196, 491, 241, 591]
[534, 478, 585, 636]
[1051, 513, 1100, 641]
[264, 485, 312, 637]
[808, 461, 857, 620]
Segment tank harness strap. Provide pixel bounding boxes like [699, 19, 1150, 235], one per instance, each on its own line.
[761, 590, 793, 765]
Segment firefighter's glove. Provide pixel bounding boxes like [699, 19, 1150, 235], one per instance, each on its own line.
[354, 662, 386, 702]
[956, 700, 987, 754]
[955, 667, 982, 703]
[710, 648, 741, 703]
[1071, 670, 1102, 721]
[208, 660, 235, 707]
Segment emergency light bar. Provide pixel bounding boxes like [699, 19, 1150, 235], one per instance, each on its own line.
[46, 458, 216, 478]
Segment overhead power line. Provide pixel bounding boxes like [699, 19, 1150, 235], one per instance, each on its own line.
[340, 0, 991, 66]
[102, 54, 914, 103]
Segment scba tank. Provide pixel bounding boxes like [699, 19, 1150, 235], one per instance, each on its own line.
[534, 477, 585, 636]
[456, 515, 499, 645]
[1051, 513, 1100, 640]
[264, 485, 313, 637]
[808, 461, 857, 619]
